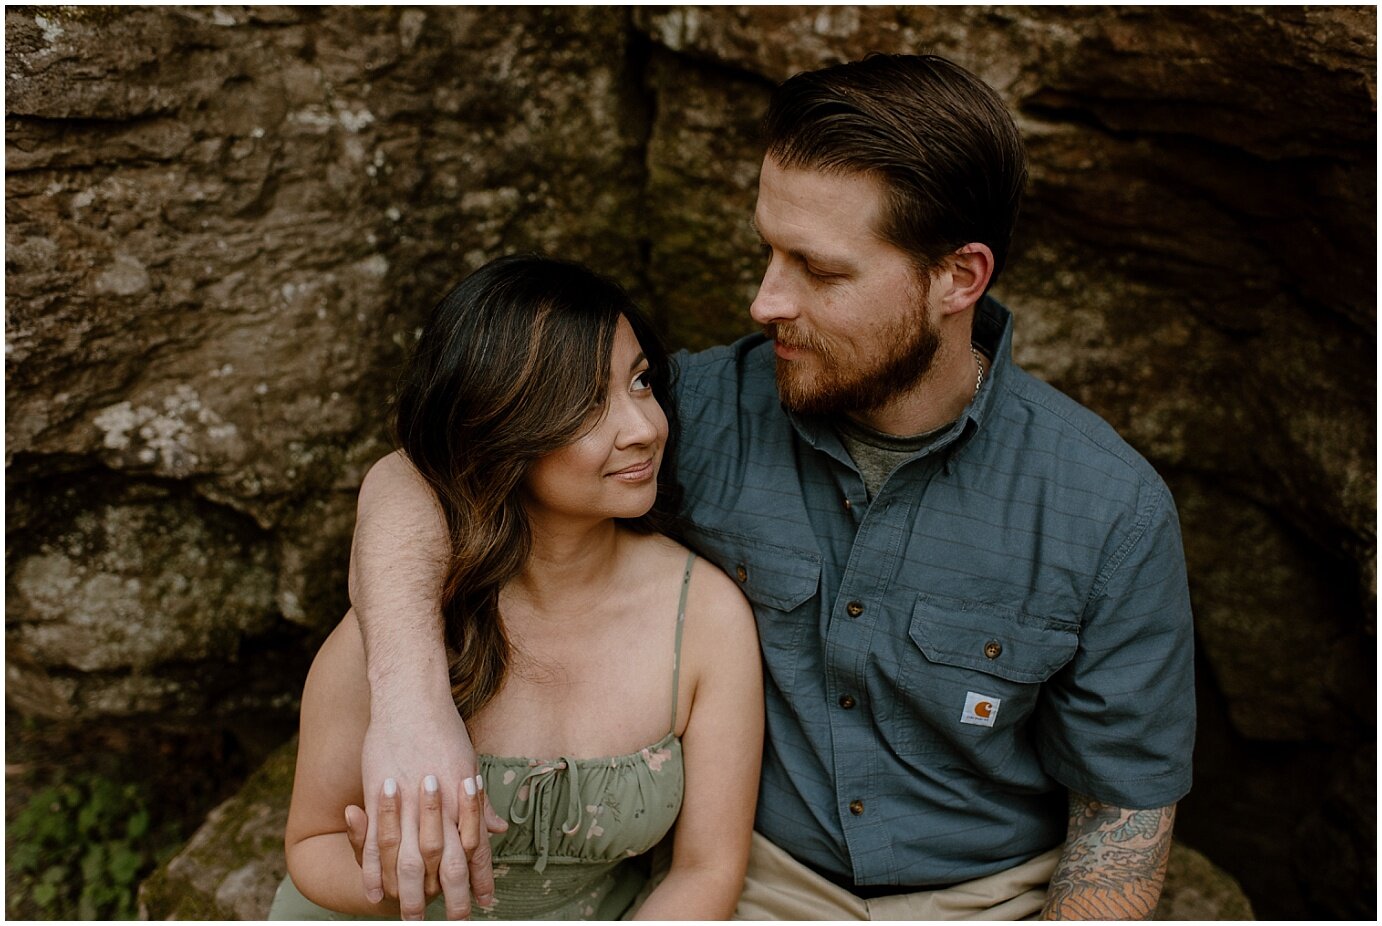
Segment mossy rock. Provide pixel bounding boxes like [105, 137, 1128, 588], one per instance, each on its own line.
[1156, 842, 1255, 920]
[138, 736, 298, 920]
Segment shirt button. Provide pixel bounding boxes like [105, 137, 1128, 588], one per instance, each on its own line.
[735, 564, 748, 583]
[846, 601, 864, 618]
[838, 694, 856, 709]
[843, 497, 852, 511]
[849, 800, 864, 815]
[984, 640, 1003, 659]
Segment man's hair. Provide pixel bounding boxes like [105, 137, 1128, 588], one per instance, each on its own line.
[763, 54, 1027, 287]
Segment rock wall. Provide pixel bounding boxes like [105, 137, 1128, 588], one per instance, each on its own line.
[6, 6, 1374, 919]
[7, 5, 649, 719]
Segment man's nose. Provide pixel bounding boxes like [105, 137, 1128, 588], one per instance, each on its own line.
[749, 260, 799, 327]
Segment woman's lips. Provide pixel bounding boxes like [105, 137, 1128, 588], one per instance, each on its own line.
[607, 458, 655, 482]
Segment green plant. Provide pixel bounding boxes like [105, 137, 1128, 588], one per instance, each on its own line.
[7, 772, 181, 920]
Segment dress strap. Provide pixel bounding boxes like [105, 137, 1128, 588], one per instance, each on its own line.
[670, 551, 695, 732]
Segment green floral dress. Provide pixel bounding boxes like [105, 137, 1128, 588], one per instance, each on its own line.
[269, 554, 695, 921]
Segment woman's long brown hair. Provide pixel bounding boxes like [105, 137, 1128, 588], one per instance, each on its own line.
[391, 254, 681, 719]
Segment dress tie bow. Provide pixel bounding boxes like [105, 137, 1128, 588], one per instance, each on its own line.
[506, 758, 583, 873]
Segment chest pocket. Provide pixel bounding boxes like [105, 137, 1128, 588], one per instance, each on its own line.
[682, 523, 820, 693]
[886, 594, 1078, 767]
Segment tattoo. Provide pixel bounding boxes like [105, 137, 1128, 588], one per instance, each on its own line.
[1040, 793, 1176, 920]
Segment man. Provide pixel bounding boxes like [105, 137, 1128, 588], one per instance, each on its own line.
[348, 53, 1194, 920]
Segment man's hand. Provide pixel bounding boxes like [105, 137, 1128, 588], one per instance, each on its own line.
[358, 705, 507, 919]
[348, 767, 507, 919]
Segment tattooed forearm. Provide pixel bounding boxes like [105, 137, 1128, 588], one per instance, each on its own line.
[1040, 793, 1176, 920]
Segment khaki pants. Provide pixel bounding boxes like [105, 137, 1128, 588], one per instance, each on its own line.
[732, 832, 1062, 921]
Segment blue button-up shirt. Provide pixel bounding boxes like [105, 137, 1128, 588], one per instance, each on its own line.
[671, 298, 1195, 887]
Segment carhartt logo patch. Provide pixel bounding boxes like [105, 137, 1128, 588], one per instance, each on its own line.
[961, 691, 1001, 727]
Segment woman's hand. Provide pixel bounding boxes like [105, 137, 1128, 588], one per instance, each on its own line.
[359, 706, 476, 919]
[347, 770, 508, 920]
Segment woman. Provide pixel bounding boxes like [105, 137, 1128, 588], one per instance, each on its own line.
[271, 255, 763, 919]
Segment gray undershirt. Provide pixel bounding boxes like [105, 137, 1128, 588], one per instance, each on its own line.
[836, 416, 950, 500]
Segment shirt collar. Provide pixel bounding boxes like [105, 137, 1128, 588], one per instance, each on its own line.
[963, 294, 1014, 435]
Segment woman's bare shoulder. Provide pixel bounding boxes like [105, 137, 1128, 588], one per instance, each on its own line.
[689, 557, 753, 621]
[620, 532, 754, 634]
[319, 609, 366, 664]
[655, 540, 754, 635]
[303, 609, 371, 714]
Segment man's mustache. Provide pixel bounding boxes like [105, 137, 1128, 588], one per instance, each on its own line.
[764, 323, 828, 353]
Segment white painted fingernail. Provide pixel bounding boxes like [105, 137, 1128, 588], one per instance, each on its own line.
[476, 773, 485, 792]
[384, 778, 397, 797]
[424, 775, 438, 793]
[464, 776, 477, 796]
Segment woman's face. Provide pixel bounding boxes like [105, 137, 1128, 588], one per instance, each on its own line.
[523, 316, 668, 524]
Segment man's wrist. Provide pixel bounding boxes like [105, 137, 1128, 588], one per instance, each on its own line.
[366, 645, 457, 724]
[354, 600, 462, 741]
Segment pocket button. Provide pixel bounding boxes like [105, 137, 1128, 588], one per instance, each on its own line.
[983, 640, 1003, 660]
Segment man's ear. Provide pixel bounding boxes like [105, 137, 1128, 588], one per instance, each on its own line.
[937, 243, 994, 316]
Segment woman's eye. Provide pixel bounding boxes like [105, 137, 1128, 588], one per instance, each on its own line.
[632, 369, 653, 391]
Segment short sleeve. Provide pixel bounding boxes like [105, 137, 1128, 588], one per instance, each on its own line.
[1034, 482, 1196, 809]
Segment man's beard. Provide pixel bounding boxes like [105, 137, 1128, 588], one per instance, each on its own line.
[767, 304, 941, 417]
